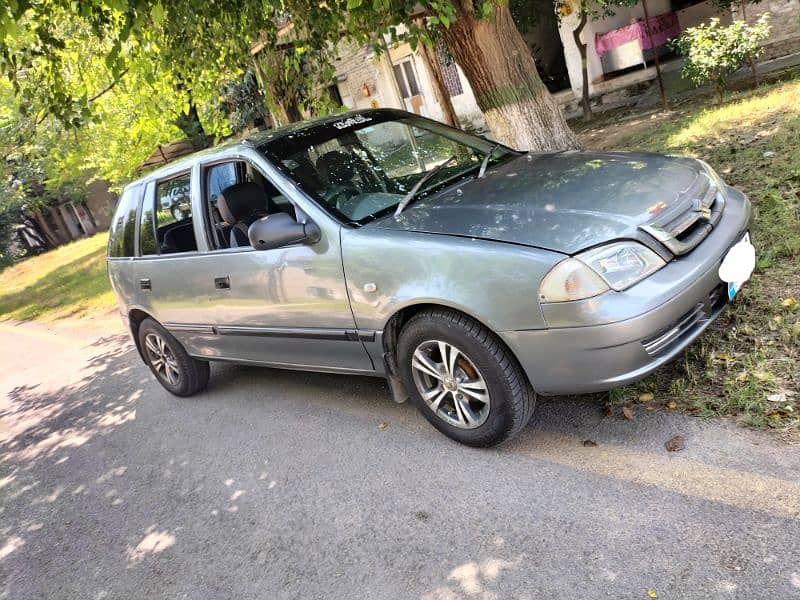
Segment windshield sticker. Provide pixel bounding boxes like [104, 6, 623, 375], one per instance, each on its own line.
[332, 115, 372, 130]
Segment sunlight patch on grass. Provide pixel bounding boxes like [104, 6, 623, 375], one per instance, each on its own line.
[0, 232, 115, 322]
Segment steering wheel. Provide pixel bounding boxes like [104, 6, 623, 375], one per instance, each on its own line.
[322, 184, 361, 213]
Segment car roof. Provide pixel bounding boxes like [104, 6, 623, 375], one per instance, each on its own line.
[130, 108, 409, 188]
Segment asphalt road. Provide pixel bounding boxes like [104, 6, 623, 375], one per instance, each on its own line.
[1, 319, 799, 600]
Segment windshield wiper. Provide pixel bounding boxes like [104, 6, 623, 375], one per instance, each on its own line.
[394, 155, 457, 217]
[478, 143, 501, 179]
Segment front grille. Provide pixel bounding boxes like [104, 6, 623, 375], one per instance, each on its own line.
[640, 173, 725, 256]
[642, 284, 726, 356]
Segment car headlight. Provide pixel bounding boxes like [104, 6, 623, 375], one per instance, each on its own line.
[539, 242, 666, 303]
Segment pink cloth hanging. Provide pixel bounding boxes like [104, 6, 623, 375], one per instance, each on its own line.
[595, 12, 681, 57]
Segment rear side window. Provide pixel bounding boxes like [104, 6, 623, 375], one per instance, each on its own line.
[154, 173, 197, 254]
[108, 184, 141, 258]
[138, 182, 158, 256]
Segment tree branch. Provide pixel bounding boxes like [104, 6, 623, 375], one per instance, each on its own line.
[88, 68, 129, 103]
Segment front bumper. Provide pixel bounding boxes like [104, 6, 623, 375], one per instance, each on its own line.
[500, 187, 751, 395]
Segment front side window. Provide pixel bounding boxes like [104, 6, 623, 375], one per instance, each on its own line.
[202, 160, 295, 250]
[108, 184, 141, 257]
[154, 174, 197, 254]
[262, 114, 515, 224]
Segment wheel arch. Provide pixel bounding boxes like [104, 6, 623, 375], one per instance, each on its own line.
[380, 302, 532, 391]
[128, 307, 154, 364]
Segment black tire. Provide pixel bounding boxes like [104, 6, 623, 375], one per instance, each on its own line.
[397, 308, 536, 447]
[138, 318, 210, 397]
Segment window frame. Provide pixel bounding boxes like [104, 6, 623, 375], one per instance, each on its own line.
[198, 156, 303, 255]
[137, 180, 158, 257]
[393, 57, 421, 100]
[133, 169, 199, 260]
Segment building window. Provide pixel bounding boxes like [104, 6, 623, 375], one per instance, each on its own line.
[436, 46, 464, 97]
[393, 58, 421, 98]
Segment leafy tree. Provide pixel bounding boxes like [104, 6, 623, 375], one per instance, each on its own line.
[221, 70, 271, 134]
[1, 0, 580, 152]
[671, 15, 771, 101]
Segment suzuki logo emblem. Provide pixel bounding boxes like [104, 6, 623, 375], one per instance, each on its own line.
[693, 199, 712, 221]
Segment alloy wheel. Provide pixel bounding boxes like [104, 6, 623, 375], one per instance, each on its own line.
[410, 340, 491, 429]
[144, 332, 181, 386]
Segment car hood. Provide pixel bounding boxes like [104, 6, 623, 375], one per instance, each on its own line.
[373, 151, 706, 254]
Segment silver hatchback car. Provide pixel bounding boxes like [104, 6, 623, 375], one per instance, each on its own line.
[108, 109, 754, 446]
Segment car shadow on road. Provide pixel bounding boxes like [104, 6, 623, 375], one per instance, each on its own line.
[3, 337, 800, 598]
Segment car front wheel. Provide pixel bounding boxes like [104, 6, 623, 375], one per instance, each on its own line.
[138, 318, 210, 397]
[397, 309, 536, 447]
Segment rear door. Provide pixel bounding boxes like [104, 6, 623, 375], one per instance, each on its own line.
[133, 170, 219, 357]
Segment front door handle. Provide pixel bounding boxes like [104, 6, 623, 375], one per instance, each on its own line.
[214, 276, 231, 290]
[140, 278, 151, 291]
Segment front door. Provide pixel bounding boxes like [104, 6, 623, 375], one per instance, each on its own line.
[196, 157, 374, 373]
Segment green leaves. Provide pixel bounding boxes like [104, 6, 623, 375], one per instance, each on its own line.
[672, 15, 771, 100]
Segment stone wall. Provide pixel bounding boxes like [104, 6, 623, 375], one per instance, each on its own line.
[734, 0, 800, 59]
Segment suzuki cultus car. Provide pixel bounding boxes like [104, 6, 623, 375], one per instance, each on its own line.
[108, 109, 754, 446]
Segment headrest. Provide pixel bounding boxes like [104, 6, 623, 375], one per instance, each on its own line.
[316, 151, 357, 186]
[218, 182, 266, 225]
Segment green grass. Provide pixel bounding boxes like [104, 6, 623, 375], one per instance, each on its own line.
[0, 232, 115, 321]
[583, 76, 800, 432]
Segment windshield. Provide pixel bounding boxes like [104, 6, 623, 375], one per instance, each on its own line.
[260, 113, 516, 224]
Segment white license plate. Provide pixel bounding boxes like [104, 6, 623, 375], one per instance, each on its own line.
[719, 232, 755, 301]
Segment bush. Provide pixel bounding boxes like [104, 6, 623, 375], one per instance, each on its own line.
[672, 15, 771, 100]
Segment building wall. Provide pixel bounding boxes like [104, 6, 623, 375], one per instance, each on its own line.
[734, 0, 800, 58]
[333, 40, 485, 131]
[558, 0, 673, 95]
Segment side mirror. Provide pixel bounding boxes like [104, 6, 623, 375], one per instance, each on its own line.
[248, 213, 321, 251]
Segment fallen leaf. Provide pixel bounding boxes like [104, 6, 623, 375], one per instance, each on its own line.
[647, 590, 658, 599]
[767, 393, 786, 403]
[582, 439, 598, 447]
[667, 401, 678, 410]
[782, 297, 797, 308]
[665, 435, 685, 452]
[378, 422, 389, 430]
[622, 406, 634, 420]
[638, 392, 654, 402]
[604, 403, 614, 417]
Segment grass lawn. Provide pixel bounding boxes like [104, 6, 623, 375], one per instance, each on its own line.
[0, 232, 116, 321]
[577, 76, 800, 432]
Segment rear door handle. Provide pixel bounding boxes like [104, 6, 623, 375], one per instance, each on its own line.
[214, 276, 231, 290]
[139, 278, 151, 291]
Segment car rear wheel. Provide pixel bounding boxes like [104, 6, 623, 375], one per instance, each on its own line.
[397, 309, 536, 447]
[138, 318, 210, 397]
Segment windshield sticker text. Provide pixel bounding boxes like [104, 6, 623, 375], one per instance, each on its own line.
[333, 115, 372, 130]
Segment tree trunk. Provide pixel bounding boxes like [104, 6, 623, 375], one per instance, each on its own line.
[415, 34, 460, 128]
[739, 0, 759, 87]
[175, 102, 211, 149]
[573, 9, 592, 122]
[438, 2, 579, 151]
[283, 100, 304, 123]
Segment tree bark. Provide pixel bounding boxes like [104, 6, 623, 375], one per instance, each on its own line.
[174, 101, 211, 149]
[572, 8, 591, 122]
[415, 35, 460, 128]
[438, 2, 579, 151]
